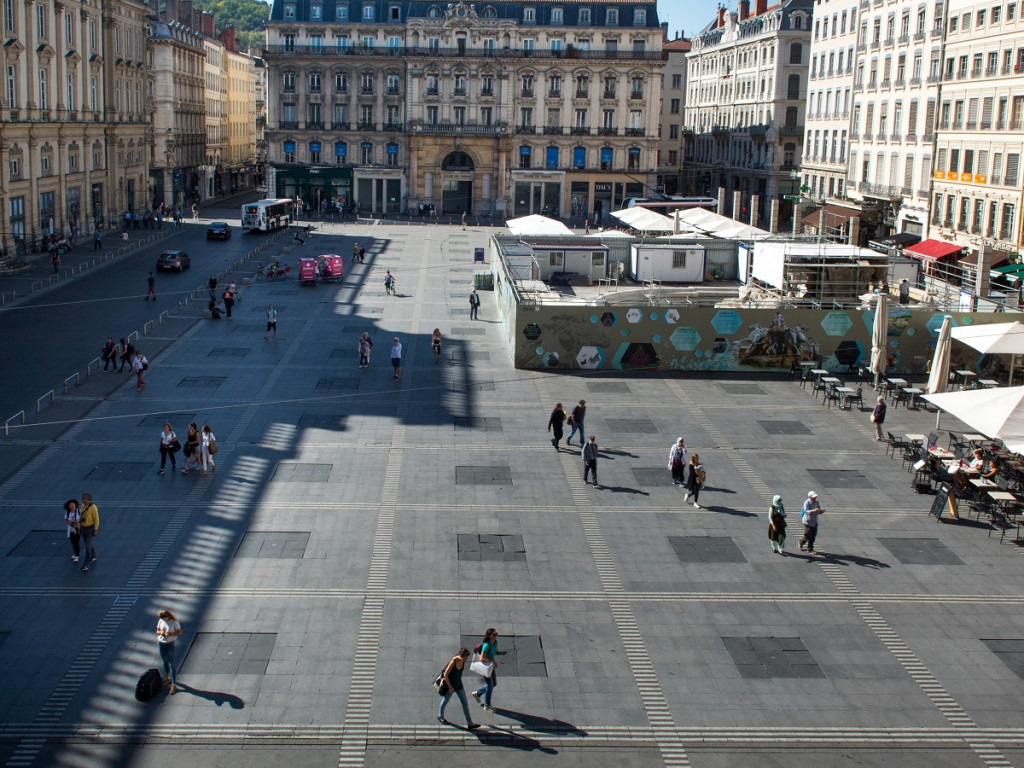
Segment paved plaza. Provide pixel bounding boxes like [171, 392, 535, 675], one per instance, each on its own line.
[1, 222, 1023, 768]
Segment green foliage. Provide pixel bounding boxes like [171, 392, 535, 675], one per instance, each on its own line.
[192, 0, 270, 51]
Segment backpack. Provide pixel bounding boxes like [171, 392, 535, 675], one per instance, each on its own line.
[696, 467, 706, 485]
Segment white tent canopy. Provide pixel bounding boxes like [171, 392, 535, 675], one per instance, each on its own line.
[922, 385, 1024, 452]
[583, 230, 634, 238]
[673, 208, 772, 239]
[610, 207, 675, 232]
[506, 214, 573, 236]
[951, 321, 1024, 354]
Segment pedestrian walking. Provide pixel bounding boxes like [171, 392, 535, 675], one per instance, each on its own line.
[93, 230, 102, 250]
[359, 244, 366, 263]
[353, 243, 360, 265]
[131, 350, 148, 391]
[293, 230, 305, 245]
[200, 425, 217, 477]
[461, 211, 467, 230]
[181, 422, 200, 474]
[192, 203, 199, 220]
[264, 305, 278, 340]
[208, 275, 218, 301]
[683, 453, 705, 508]
[122, 231, 130, 246]
[358, 332, 373, 367]
[431, 329, 442, 364]
[870, 395, 887, 441]
[582, 436, 599, 487]
[63, 498, 81, 564]
[898, 278, 910, 305]
[222, 287, 235, 318]
[548, 402, 566, 448]
[119, 338, 134, 373]
[471, 628, 500, 712]
[384, 270, 395, 295]
[668, 437, 688, 485]
[390, 337, 402, 380]
[101, 337, 117, 371]
[79, 493, 99, 571]
[146, 272, 156, 301]
[768, 494, 787, 555]
[798, 491, 824, 554]
[437, 648, 480, 729]
[469, 289, 481, 320]
[584, 218, 590, 235]
[566, 400, 586, 447]
[156, 609, 183, 695]
[51, 251, 61, 274]
[158, 423, 178, 475]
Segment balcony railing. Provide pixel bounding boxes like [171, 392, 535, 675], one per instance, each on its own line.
[280, 121, 299, 129]
[425, 87, 439, 95]
[931, 25, 944, 37]
[453, 87, 466, 96]
[331, 121, 350, 130]
[778, 124, 804, 136]
[625, 127, 644, 136]
[571, 126, 590, 135]
[521, 88, 534, 97]
[387, 86, 400, 94]
[480, 88, 493, 96]
[262, 44, 669, 62]
[361, 86, 374, 94]
[597, 126, 617, 135]
[357, 121, 375, 130]
[549, 89, 561, 97]
[602, 90, 616, 99]
[416, 122, 506, 135]
[384, 122, 403, 131]
[913, 30, 925, 41]
[544, 126, 564, 135]
[575, 90, 589, 98]
[515, 124, 536, 134]
[629, 90, 643, 99]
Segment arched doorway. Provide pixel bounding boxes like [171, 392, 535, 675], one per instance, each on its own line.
[441, 151, 474, 214]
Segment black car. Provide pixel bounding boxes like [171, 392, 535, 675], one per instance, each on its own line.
[156, 250, 191, 272]
[206, 221, 231, 240]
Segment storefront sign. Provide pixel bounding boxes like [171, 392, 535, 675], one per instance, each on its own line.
[594, 183, 612, 193]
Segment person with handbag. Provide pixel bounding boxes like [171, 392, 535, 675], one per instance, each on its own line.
[158, 423, 178, 475]
[668, 437, 688, 485]
[181, 423, 200, 474]
[79, 493, 99, 571]
[63, 499, 81, 563]
[547, 402, 566, 449]
[200, 425, 217, 477]
[470, 627, 499, 712]
[768, 494, 787, 555]
[436, 648, 480, 729]
[683, 453, 704, 508]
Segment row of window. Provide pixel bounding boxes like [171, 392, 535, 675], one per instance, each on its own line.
[7, 148, 108, 181]
[935, 148, 1021, 185]
[932, 193, 1016, 240]
[4, 65, 144, 114]
[852, 99, 932, 140]
[948, 3, 1021, 32]
[280, 71, 647, 97]
[282, 139, 399, 165]
[848, 150, 931, 193]
[691, 44, 778, 76]
[281, 2, 646, 26]
[857, 4, 944, 48]
[274, 33, 646, 55]
[814, 6, 858, 41]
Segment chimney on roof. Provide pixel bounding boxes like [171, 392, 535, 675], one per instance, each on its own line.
[755, 0, 768, 16]
[201, 11, 214, 37]
[219, 25, 236, 52]
[739, 0, 750, 19]
[717, 5, 726, 27]
[661, 21, 668, 40]
[178, 0, 192, 25]
[163, 0, 177, 22]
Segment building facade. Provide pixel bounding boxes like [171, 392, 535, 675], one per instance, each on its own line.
[683, 0, 813, 230]
[148, 16, 206, 208]
[225, 42, 258, 193]
[657, 31, 690, 196]
[263, 0, 663, 219]
[203, 30, 227, 200]
[0, 0, 150, 256]
[929, 0, 1024, 259]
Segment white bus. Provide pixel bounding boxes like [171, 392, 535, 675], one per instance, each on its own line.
[241, 198, 294, 232]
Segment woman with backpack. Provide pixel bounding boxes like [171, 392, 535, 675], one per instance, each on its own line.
[683, 453, 705, 508]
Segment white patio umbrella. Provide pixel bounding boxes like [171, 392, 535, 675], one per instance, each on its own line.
[506, 214, 573, 236]
[951, 320, 1024, 385]
[927, 315, 953, 428]
[922, 386, 1024, 447]
[870, 293, 888, 388]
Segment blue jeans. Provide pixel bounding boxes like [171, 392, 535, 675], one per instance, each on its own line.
[159, 641, 177, 685]
[438, 687, 473, 724]
[567, 421, 584, 447]
[473, 668, 496, 707]
[81, 527, 96, 564]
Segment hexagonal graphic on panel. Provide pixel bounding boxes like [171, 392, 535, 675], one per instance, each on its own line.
[522, 323, 542, 341]
[625, 308, 643, 324]
[600, 311, 618, 327]
[669, 327, 701, 351]
[820, 311, 853, 336]
[576, 346, 605, 370]
[664, 308, 680, 324]
[925, 313, 957, 337]
[612, 342, 660, 370]
[710, 309, 743, 336]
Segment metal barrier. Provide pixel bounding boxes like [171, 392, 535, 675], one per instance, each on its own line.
[159, 310, 168, 324]
[127, 330, 139, 343]
[4, 411, 25, 436]
[30, 281, 42, 293]
[63, 373, 79, 393]
[143, 320, 154, 335]
[86, 356, 100, 376]
[36, 390, 54, 413]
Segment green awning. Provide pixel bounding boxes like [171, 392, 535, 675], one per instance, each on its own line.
[990, 263, 1024, 276]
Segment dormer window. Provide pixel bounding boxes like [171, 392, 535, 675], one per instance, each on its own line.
[523, 6, 535, 23]
[336, 5, 348, 20]
[427, 5, 441, 18]
[482, 5, 497, 18]
[551, 7, 563, 24]
[633, 9, 646, 26]
[362, 4, 374, 20]
[606, 8, 619, 25]
[284, 3, 296, 19]
[389, 5, 400, 20]
[578, 8, 591, 24]
[310, 3, 321, 20]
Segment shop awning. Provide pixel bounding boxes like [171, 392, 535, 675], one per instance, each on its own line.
[991, 263, 1024, 284]
[904, 238, 963, 263]
[801, 204, 860, 228]
[868, 232, 921, 252]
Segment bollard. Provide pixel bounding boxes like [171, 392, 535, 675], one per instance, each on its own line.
[30, 280, 42, 292]
[36, 390, 54, 413]
[86, 356, 100, 376]
[159, 310, 168, 324]
[63, 373, 79, 393]
[4, 410, 25, 436]
[128, 330, 139, 343]
[143, 320, 154, 335]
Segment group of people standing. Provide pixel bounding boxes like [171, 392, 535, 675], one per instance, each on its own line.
[768, 491, 825, 556]
[158, 422, 218, 477]
[668, 437, 706, 508]
[99, 337, 148, 391]
[62, 493, 99, 571]
[547, 400, 600, 486]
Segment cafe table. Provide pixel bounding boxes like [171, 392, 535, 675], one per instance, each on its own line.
[979, 379, 1000, 388]
[956, 370, 977, 389]
[905, 434, 926, 444]
[900, 387, 924, 409]
[834, 386, 856, 408]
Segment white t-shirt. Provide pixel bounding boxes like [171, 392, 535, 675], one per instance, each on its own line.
[157, 618, 181, 644]
[391, 342, 402, 359]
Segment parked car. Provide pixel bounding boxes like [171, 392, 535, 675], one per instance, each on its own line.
[206, 221, 231, 240]
[156, 250, 191, 272]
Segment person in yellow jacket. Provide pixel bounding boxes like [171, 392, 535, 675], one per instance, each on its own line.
[79, 493, 99, 572]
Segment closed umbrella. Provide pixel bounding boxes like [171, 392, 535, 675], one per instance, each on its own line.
[870, 294, 888, 388]
[927, 315, 953, 428]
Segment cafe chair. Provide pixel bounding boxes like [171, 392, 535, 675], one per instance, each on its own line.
[844, 386, 864, 410]
[947, 432, 962, 450]
[927, 432, 940, 450]
[886, 431, 910, 459]
[824, 384, 841, 408]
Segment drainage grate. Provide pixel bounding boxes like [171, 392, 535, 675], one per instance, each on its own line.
[137, 413, 195, 429]
[298, 414, 349, 430]
[718, 383, 768, 395]
[669, 536, 748, 564]
[455, 466, 512, 485]
[7, 530, 68, 557]
[452, 326, 487, 336]
[806, 469, 876, 489]
[180, 632, 277, 675]
[231, 324, 266, 333]
[458, 381, 495, 391]
[981, 639, 1024, 679]
[272, 463, 333, 482]
[85, 461, 152, 481]
[457, 534, 526, 562]
[632, 468, 677, 487]
[758, 420, 813, 435]
[316, 377, 359, 389]
[878, 537, 964, 565]
[605, 418, 658, 433]
[454, 417, 503, 431]
[252, 305, 287, 312]
[209, 348, 251, 358]
[722, 636, 826, 679]
[458, 634, 546, 677]
[587, 382, 631, 393]
[178, 377, 228, 388]
[234, 532, 310, 559]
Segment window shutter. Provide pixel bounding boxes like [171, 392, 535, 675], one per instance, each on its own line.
[982, 97, 994, 128]
[1006, 153, 1020, 185]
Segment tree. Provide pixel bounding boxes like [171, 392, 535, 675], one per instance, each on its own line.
[191, 0, 270, 52]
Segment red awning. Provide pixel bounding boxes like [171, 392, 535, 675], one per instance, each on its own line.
[904, 238, 963, 263]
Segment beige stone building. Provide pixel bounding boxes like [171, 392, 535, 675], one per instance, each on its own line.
[202, 26, 226, 200]
[225, 39, 258, 192]
[263, 0, 664, 219]
[0, 0, 150, 255]
[657, 32, 690, 196]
